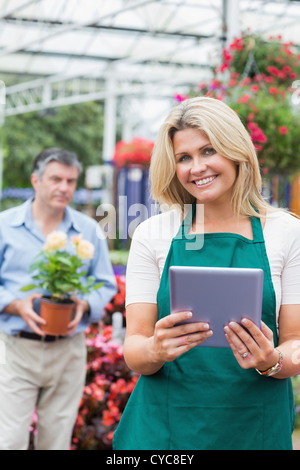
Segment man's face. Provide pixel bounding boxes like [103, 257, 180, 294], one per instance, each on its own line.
[32, 161, 79, 212]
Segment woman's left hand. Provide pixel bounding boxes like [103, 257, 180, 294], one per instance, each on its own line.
[224, 319, 278, 371]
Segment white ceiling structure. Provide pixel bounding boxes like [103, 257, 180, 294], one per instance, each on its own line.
[0, 0, 299, 159]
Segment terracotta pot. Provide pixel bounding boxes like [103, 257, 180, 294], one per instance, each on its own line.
[40, 297, 75, 336]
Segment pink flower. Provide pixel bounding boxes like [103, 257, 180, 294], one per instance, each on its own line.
[264, 76, 274, 83]
[217, 63, 229, 73]
[238, 94, 251, 104]
[174, 94, 188, 102]
[268, 86, 278, 95]
[278, 126, 289, 135]
[228, 79, 238, 87]
[250, 85, 260, 92]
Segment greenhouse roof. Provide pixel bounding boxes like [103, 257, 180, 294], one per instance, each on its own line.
[0, 1, 299, 98]
[0, 0, 299, 147]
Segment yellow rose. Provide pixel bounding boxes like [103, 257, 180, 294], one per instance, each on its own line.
[44, 231, 67, 251]
[76, 239, 95, 260]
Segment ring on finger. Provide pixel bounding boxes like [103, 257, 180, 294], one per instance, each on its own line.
[241, 351, 249, 358]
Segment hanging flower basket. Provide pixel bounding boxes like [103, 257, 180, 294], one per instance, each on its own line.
[188, 33, 300, 176]
[113, 138, 154, 168]
[220, 34, 300, 84]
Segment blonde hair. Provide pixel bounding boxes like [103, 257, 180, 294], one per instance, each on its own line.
[149, 96, 272, 218]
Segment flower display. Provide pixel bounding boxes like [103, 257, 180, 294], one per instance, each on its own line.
[113, 137, 154, 167]
[103, 275, 126, 325]
[70, 275, 138, 450]
[21, 231, 102, 302]
[71, 323, 138, 449]
[28, 275, 137, 450]
[184, 33, 300, 176]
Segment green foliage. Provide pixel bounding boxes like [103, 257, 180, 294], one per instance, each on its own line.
[21, 232, 102, 302]
[231, 91, 300, 175]
[0, 101, 105, 187]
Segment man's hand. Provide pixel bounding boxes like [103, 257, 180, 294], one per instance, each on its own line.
[8, 293, 46, 335]
[66, 297, 90, 335]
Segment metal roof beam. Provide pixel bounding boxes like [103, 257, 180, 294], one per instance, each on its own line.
[3, 16, 215, 40]
[0, 0, 38, 20]
[8, 49, 212, 69]
[0, 0, 160, 57]
[3, 68, 205, 116]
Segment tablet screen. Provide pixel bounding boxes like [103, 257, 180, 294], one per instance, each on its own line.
[169, 266, 263, 348]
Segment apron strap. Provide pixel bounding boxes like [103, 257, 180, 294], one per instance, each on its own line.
[176, 202, 195, 239]
[175, 201, 265, 243]
[250, 210, 265, 243]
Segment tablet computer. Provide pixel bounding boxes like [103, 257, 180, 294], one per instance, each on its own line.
[169, 266, 264, 348]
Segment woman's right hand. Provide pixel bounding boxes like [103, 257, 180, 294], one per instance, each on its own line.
[151, 311, 213, 363]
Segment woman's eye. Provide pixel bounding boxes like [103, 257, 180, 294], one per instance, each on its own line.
[202, 147, 216, 156]
[178, 154, 191, 163]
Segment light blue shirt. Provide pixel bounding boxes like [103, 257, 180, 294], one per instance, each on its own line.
[0, 199, 117, 335]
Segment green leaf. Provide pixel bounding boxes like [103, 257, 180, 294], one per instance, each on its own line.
[92, 282, 104, 290]
[55, 256, 73, 267]
[20, 284, 37, 292]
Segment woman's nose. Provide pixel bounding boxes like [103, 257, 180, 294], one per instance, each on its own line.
[190, 157, 207, 174]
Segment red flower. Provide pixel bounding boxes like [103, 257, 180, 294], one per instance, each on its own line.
[102, 410, 116, 427]
[278, 126, 289, 135]
[228, 79, 238, 87]
[217, 63, 229, 73]
[264, 76, 274, 83]
[268, 86, 278, 95]
[250, 85, 260, 92]
[238, 94, 251, 104]
[229, 37, 244, 51]
[247, 122, 267, 149]
[113, 138, 154, 167]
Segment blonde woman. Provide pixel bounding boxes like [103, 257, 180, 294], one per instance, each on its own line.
[113, 97, 300, 450]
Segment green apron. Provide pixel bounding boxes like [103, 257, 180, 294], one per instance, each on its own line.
[114, 205, 295, 450]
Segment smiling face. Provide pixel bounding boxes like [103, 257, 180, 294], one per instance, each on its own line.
[173, 127, 238, 208]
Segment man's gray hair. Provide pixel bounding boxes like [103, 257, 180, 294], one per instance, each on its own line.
[32, 148, 82, 180]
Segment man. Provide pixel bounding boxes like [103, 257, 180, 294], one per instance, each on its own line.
[0, 148, 117, 450]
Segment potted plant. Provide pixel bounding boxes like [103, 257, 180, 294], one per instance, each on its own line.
[21, 231, 103, 335]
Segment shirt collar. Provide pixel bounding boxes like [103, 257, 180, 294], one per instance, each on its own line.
[9, 198, 81, 234]
[60, 205, 82, 233]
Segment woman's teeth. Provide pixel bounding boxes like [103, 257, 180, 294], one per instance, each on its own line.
[194, 176, 217, 187]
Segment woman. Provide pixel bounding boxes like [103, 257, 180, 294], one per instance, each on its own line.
[113, 97, 300, 450]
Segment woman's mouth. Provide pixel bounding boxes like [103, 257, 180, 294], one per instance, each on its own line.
[193, 175, 218, 187]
